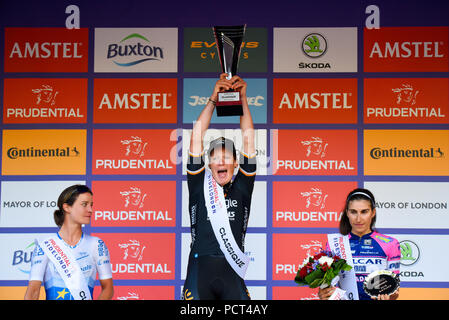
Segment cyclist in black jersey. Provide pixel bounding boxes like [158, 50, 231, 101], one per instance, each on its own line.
[182, 73, 256, 300]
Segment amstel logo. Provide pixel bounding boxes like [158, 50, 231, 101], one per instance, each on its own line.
[93, 78, 177, 123]
[3, 78, 87, 124]
[364, 27, 448, 72]
[364, 130, 449, 176]
[91, 180, 176, 227]
[364, 78, 448, 124]
[5, 28, 88, 72]
[273, 181, 357, 228]
[272, 130, 357, 175]
[2, 129, 86, 175]
[93, 233, 175, 280]
[273, 78, 357, 124]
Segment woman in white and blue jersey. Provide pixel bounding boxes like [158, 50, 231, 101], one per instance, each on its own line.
[24, 185, 113, 300]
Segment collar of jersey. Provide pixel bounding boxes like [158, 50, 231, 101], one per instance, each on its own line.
[56, 231, 84, 249]
[349, 231, 373, 240]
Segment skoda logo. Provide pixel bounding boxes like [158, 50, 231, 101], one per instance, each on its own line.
[301, 33, 327, 58]
[399, 240, 420, 266]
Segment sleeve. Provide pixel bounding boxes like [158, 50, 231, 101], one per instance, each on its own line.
[234, 151, 257, 196]
[29, 241, 48, 282]
[186, 151, 205, 194]
[94, 238, 113, 280]
[387, 238, 401, 275]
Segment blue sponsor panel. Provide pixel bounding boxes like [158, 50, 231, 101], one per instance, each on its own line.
[183, 78, 267, 124]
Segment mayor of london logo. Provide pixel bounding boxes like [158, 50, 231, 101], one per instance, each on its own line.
[301, 33, 327, 58]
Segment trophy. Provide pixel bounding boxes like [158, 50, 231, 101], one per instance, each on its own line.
[213, 25, 246, 117]
[363, 270, 400, 298]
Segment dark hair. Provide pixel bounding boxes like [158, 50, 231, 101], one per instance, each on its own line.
[339, 188, 376, 235]
[54, 184, 93, 228]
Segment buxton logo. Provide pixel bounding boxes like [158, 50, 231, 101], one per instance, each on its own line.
[7, 146, 80, 160]
[107, 33, 164, 67]
[370, 147, 444, 159]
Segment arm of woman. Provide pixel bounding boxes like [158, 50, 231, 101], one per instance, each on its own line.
[231, 75, 255, 156]
[24, 280, 42, 300]
[96, 278, 114, 300]
[189, 73, 232, 155]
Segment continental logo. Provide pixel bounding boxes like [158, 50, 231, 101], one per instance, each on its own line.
[370, 147, 444, 160]
[2, 129, 86, 175]
[364, 130, 449, 176]
[7, 146, 80, 160]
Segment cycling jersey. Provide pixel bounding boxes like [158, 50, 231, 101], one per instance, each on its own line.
[328, 231, 401, 300]
[183, 151, 256, 299]
[29, 233, 112, 300]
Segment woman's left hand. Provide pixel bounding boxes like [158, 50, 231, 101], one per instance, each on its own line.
[229, 75, 247, 97]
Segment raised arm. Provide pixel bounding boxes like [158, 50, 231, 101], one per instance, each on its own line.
[231, 75, 255, 156]
[189, 73, 233, 155]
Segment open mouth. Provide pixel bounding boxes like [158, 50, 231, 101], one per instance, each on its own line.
[217, 169, 228, 179]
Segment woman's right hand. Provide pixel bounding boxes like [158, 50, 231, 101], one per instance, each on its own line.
[211, 73, 233, 101]
[318, 286, 336, 300]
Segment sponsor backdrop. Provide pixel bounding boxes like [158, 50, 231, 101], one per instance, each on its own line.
[0, 0, 448, 300]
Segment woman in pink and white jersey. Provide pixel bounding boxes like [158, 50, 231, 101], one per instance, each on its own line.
[319, 188, 401, 300]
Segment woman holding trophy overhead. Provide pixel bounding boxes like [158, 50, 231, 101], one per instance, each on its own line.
[182, 71, 256, 300]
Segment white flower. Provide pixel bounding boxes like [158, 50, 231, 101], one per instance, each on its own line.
[318, 256, 334, 267]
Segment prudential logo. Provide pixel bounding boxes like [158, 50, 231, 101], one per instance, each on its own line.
[107, 33, 164, 67]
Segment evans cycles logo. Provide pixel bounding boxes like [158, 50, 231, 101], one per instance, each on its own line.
[107, 33, 164, 67]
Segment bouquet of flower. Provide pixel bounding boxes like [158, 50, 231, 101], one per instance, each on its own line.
[294, 250, 352, 289]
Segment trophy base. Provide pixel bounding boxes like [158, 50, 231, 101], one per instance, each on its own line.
[216, 91, 244, 117]
[216, 104, 243, 117]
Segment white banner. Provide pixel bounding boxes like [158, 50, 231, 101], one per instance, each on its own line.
[203, 169, 250, 278]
